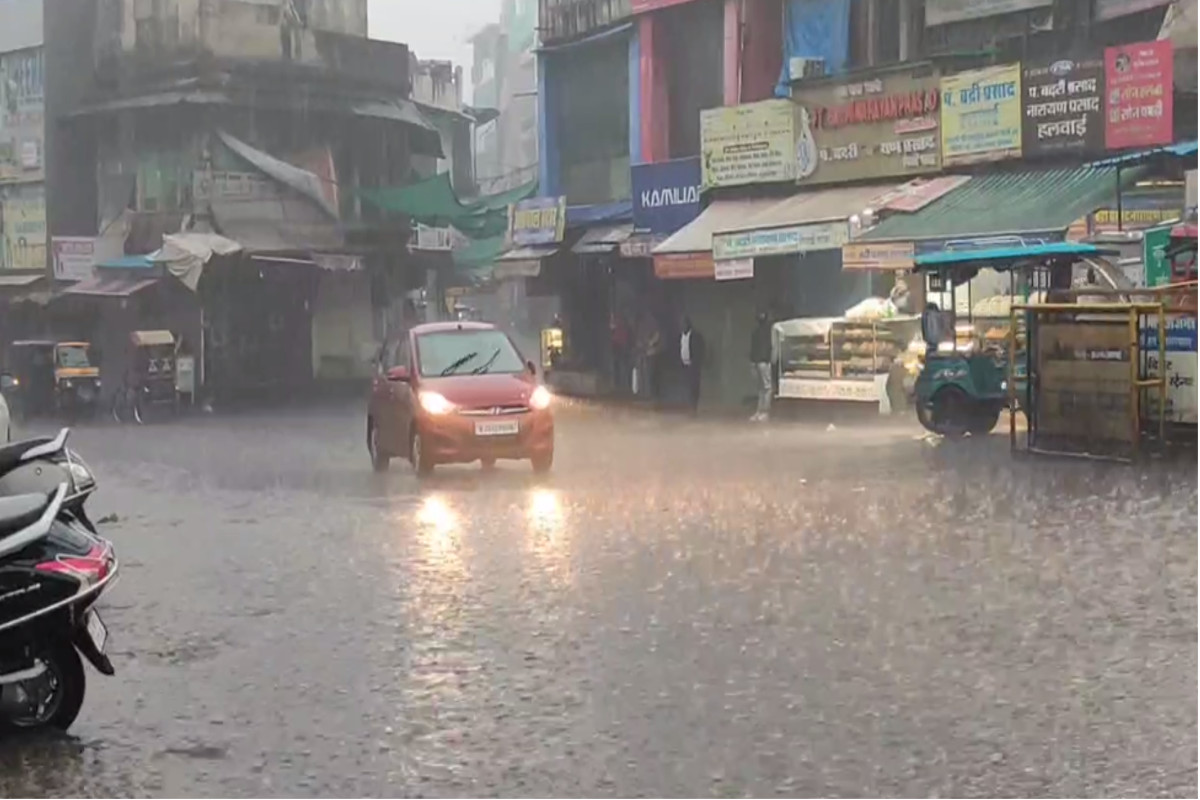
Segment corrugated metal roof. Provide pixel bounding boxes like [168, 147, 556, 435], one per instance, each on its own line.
[61, 275, 159, 298]
[860, 166, 1139, 242]
[653, 198, 778, 254]
[716, 183, 902, 234]
[571, 223, 634, 254]
[0, 274, 44, 288]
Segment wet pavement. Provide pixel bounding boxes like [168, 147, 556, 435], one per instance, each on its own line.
[0, 402, 1195, 797]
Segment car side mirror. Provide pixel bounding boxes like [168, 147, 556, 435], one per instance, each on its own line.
[526, 360, 537, 376]
[386, 365, 410, 382]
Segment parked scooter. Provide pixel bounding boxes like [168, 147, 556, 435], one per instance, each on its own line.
[0, 430, 117, 732]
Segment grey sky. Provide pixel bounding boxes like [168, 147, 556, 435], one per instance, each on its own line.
[369, 0, 501, 99]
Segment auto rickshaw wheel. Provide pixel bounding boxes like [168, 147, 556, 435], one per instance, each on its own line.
[968, 405, 1001, 436]
[930, 387, 970, 438]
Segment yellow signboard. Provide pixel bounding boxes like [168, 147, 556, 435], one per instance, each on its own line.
[1, 186, 46, 271]
[700, 99, 798, 189]
[940, 64, 1023, 165]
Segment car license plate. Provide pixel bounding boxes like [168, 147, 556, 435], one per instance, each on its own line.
[85, 610, 107, 654]
[475, 420, 519, 437]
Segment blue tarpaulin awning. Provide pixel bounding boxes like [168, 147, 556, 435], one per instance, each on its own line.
[1088, 140, 1199, 168]
[96, 254, 156, 270]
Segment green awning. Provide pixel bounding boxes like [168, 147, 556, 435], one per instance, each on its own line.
[452, 235, 508, 270]
[359, 174, 536, 240]
[860, 166, 1142, 243]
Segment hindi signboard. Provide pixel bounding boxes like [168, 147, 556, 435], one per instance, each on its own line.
[1022, 55, 1105, 158]
[1104, 40, 1174, 150]
[700, 99, 799, 189]
[940, 64, 1023, 165]
[792, 70, 941, 185]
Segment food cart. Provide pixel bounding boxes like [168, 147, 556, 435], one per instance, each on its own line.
[773, 304, 920, 414]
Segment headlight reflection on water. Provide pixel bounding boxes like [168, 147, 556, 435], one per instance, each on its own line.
[528, 488, 563, 532]
[416, 494, 459, 563]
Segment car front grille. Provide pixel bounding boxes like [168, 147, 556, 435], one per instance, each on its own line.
[457, 404, 528, 416]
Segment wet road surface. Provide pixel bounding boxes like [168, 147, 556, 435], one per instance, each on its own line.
[0, 403, 1195, 797]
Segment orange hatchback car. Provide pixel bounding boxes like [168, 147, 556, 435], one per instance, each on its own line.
[367, 322, 554, 475]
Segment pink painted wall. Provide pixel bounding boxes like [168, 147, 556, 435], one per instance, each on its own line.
[638, 13, 671, 163]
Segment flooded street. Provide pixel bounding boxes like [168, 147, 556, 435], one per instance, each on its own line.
[0, 404, 1194, 797]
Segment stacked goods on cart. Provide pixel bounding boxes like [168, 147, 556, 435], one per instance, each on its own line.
[774, 317, 836, 378]
[831, 320, 908, 379]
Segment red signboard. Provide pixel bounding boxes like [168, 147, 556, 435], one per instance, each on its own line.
[631, 0, 699, 12]
[1104, 40, 1174, 150]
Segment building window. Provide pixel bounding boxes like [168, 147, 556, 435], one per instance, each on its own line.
[849, 0, 924, 68]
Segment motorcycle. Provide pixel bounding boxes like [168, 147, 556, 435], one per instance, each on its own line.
[0, 430, 117, 732]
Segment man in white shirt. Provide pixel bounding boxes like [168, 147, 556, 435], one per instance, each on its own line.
[679, 317, 704, 414]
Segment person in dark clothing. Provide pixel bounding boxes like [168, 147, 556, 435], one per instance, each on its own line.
[679, 316, 705, 413]
[749, 311, 773, 421]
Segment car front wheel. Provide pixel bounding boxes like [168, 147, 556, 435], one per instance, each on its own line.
[368, 419, 390, 472]
[410, 428, 435, 477]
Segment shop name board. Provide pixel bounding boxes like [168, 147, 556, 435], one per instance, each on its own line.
[1104, 40, 1173, 150]
[794, 72, 942, 185]
[631, 158, 702, 235]
[701, 99, 798, 188]
[1141, 314, 1198, 424]
[815, 87, 940, 129]
[653, 252, 714, 280]
[1092, 207, 1182, 231]
[712, 221, 849, 260]
[841, 241, 916, 271]
[1022, 56, 1105, 158]
[940, 64, 1023, 165]
[510, 196, 566, 246]
[714, 258, 754, 281]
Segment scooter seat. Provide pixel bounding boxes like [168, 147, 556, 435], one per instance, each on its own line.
[0, 493, 48, 538]
[0, 437, 54, 477]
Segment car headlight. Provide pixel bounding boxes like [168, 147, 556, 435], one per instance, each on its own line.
[529, 385, 552, 411]
[418, 391, 455, 415]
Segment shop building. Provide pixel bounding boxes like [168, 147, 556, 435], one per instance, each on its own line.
[37, 0, 449, 403]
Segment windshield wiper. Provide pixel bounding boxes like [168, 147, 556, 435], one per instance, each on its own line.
[439, 351, 479, 376]
[470, 348, 502, 375]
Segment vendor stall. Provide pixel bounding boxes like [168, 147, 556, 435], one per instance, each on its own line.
[774, 299, 920, 414]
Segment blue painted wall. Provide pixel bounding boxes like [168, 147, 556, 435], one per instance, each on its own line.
[535, 26, 642, 204]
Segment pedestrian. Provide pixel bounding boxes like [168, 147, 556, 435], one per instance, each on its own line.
[641, 313, 664, 402]
[749, 310, 772, 422]
[610, 312, 631, 394]
[679, 316, 705, 414]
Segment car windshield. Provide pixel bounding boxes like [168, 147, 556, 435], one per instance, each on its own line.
[56, 345, 91, 369]
[416, 330, 525, 377]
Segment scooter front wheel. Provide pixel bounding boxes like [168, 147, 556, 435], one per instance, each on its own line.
[0, 641, 86, 733]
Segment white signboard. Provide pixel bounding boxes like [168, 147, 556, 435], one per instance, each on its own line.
[777, 377, 882, 403]
[712, 221, 849, 260]
[1142, 314, 1198, 424]
[714, 258, 754, 281]
[51, 236, 95, 282]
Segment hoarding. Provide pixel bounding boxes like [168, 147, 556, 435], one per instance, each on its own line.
[1104, 40, 1174, 150]
[700, 99, 798, 188]
[509, 196, 567, 246]
[940, 64, 1023, 165]
[631, 158, 702, 235]
[1021, 55, 1105, 158]
[792, 70, 941, 185]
